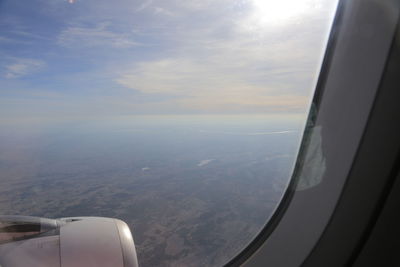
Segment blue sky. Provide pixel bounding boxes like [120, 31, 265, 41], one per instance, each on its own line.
[0, 0, 337, 119]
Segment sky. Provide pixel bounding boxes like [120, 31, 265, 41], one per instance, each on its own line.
[0, 0, 338, 120]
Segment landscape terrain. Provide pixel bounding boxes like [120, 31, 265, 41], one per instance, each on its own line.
[0, 115, 302, 266]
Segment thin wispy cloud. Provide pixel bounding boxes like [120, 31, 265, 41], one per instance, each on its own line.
[9, 30, 50, 41]
[58, 23, 140, 48]
[199, 130, 296, 136]
[4, 58, 45, 79]
[0, 36, 17, 43]
[135, 0, 153, 12]
[265, 154, 292, 161]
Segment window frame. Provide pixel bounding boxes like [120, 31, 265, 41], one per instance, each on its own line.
[226, 0, 400, 266]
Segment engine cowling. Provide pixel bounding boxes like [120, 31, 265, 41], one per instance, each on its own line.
[0, 216, 139, 267]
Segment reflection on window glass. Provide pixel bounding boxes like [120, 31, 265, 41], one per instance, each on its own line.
[0, 0, 337, 266]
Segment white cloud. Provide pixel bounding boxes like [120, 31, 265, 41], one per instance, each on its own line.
[197, 159, 214, 167]
[5, 58, 45, 79]
[113, 0, 337, 113]
[115, 32, 314, 112]
[153, 7, 175, 16]
[116, 57, 309, 112]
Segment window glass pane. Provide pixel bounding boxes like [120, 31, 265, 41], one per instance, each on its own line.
[0, 0, 337, 265]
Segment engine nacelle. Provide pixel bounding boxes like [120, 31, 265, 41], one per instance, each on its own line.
[0, 216, 139, 267]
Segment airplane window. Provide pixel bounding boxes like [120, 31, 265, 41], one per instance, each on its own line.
[0, 0, 337, 266]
